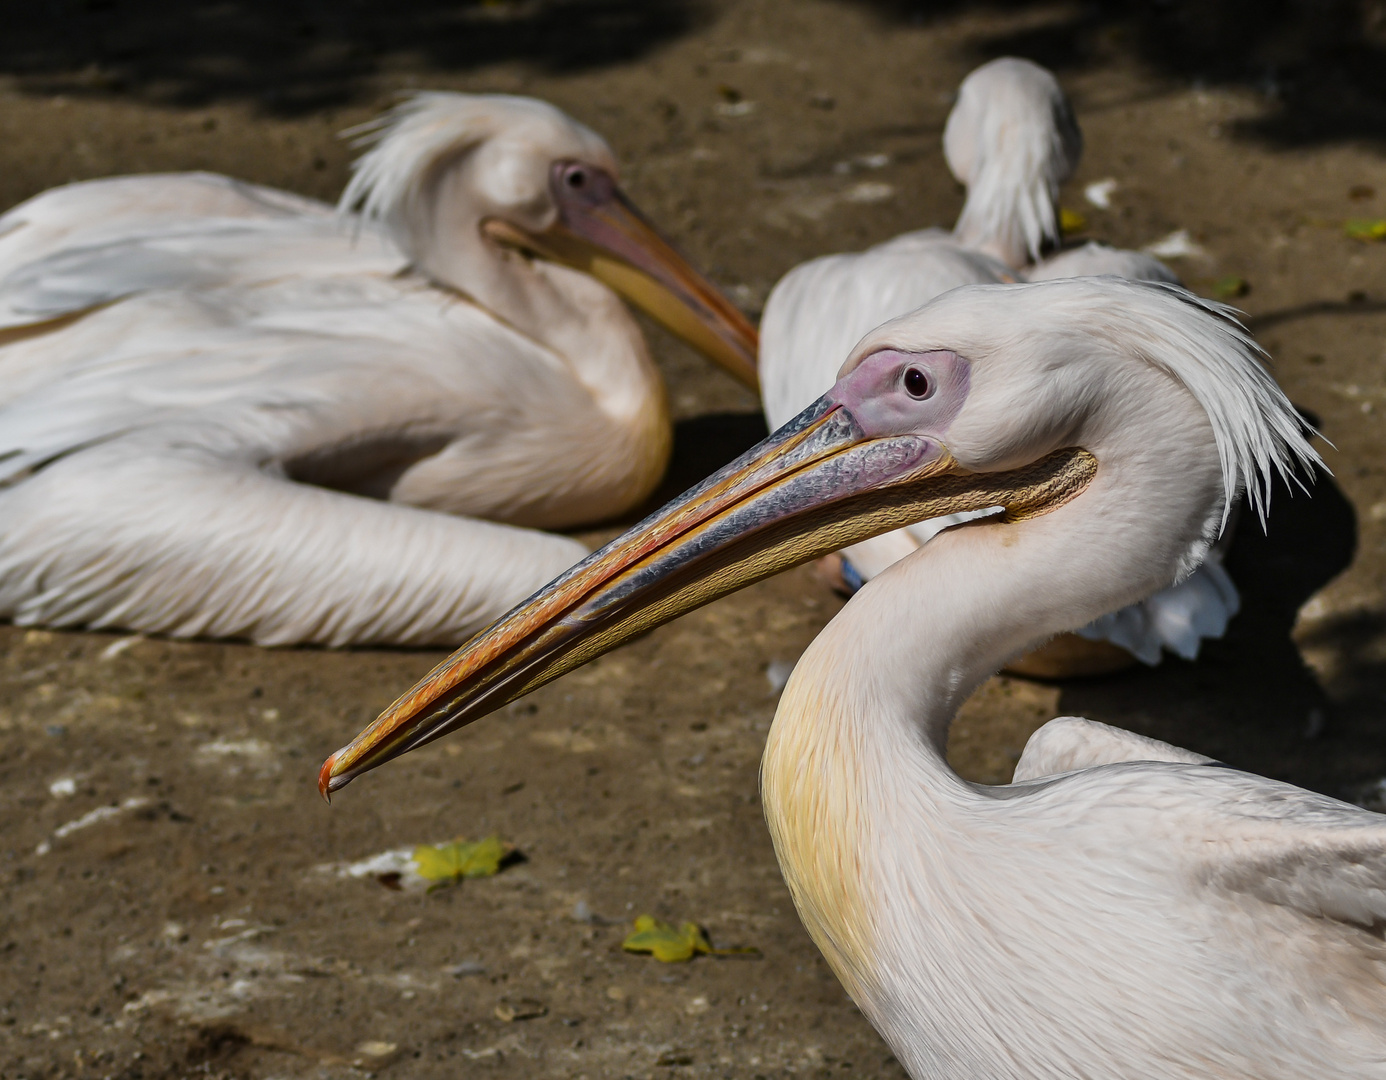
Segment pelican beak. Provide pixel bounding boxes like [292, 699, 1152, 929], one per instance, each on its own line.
[481, 162, 759, 390]
[320, 396, 1096, 797]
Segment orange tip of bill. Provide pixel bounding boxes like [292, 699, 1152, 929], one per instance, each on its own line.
[318, 752, 339, 803]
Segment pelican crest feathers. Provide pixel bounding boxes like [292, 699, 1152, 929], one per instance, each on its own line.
[338, 92, 614, 248]
[1086, 279, 1316, 530]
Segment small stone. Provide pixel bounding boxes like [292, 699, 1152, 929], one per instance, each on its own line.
[495, 998, 547, 1022]
[844, 181, 894, 204]
[355, 1041, 398, 1061]
[765, 660, 795, 695]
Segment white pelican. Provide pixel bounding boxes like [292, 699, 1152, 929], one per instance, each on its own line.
[945, 56, 1176, 284]
[321, 279, 1385, 1079]
[761, 59, 1220, 673]
[0, 93, 758, 646]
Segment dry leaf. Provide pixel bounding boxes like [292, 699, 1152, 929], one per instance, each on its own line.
[621, 915, 760, 963]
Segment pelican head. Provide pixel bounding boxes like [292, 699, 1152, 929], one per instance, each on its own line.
[340, 92, 758, 387]
[944, 58, 1083, 268]
[320, 277, 1314, 794]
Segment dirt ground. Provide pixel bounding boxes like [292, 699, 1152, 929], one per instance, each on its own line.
[3, 1, 1386, 1077]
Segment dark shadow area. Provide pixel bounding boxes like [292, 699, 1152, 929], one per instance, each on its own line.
[844, 0, 1386, 149]
[1248, 297, 1386, 333]
[3, 0, 701, 113]
[1056, 460, 1369, 799]
[638, 411, 769, 516]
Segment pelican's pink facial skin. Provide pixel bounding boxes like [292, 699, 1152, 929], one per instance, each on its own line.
[826, 349, 972, 440]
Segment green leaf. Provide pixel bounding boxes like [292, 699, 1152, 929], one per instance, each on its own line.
[622, 915, 760, 963]
[1345, 218, 1386, 242]
[1211, 275, 1249, 300]
[411, 836, 511, 888]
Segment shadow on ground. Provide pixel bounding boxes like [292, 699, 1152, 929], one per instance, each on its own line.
[848, 0, 1386, 148]
[3, 0, 700, 113]
[644, 411, 769, 512]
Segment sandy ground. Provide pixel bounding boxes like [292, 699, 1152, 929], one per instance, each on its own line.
[2, 1, 1386, 1077]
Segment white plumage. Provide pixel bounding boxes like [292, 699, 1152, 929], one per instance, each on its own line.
[1023, 238, 1180, 284]
[0, 94, 757, 646]
[324, 279, 1382, 1078]
[760, 57, 1230, 666]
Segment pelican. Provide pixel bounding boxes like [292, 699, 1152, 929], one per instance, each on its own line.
[320, 278, 1386, 1079]
[0, 93, 758, 646]
[761, 59, 1220, 672]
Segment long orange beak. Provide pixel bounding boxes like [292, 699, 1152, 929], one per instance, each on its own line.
[320, 391, 1096, 798]
[483, 161, 759, 389]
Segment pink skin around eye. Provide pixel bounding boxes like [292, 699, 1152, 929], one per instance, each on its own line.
[826, 349, 972, 440]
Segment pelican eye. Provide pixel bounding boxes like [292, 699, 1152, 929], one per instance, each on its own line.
[903, 367, 933, 399]
[565, 167, 587, 189]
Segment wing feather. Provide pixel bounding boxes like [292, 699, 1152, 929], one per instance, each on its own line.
[0, 443, 586, 647]
[0, 217, 403, 329]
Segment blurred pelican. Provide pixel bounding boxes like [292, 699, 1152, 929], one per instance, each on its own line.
[761, 58, 1219, 673]
[0, 93, 757, 646]
[323, 279, 1385, 1080]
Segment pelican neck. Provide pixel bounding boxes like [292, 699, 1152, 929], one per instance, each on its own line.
[384, 178, 665, 427]
[759, 412, 1224, 1018]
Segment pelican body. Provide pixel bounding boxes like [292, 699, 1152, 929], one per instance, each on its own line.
[322, 279, 1385, 1079]
[0, 94, 757, 646]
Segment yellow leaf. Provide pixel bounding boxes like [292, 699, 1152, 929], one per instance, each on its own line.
[1059, 207, 1086, 235]
[622, 915, 705, 962]
[411, 836, 511, 887]
[621, 915, 760, 962]
[1345, 218, 1386, 242]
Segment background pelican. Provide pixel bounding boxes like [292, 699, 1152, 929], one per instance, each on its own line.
[0, 93, 757, 646]
[761, 58, 1223, 673]
[323, 278, 1386, 1079]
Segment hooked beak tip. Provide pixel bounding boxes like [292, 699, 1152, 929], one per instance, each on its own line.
[318, 753, 340, 802]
